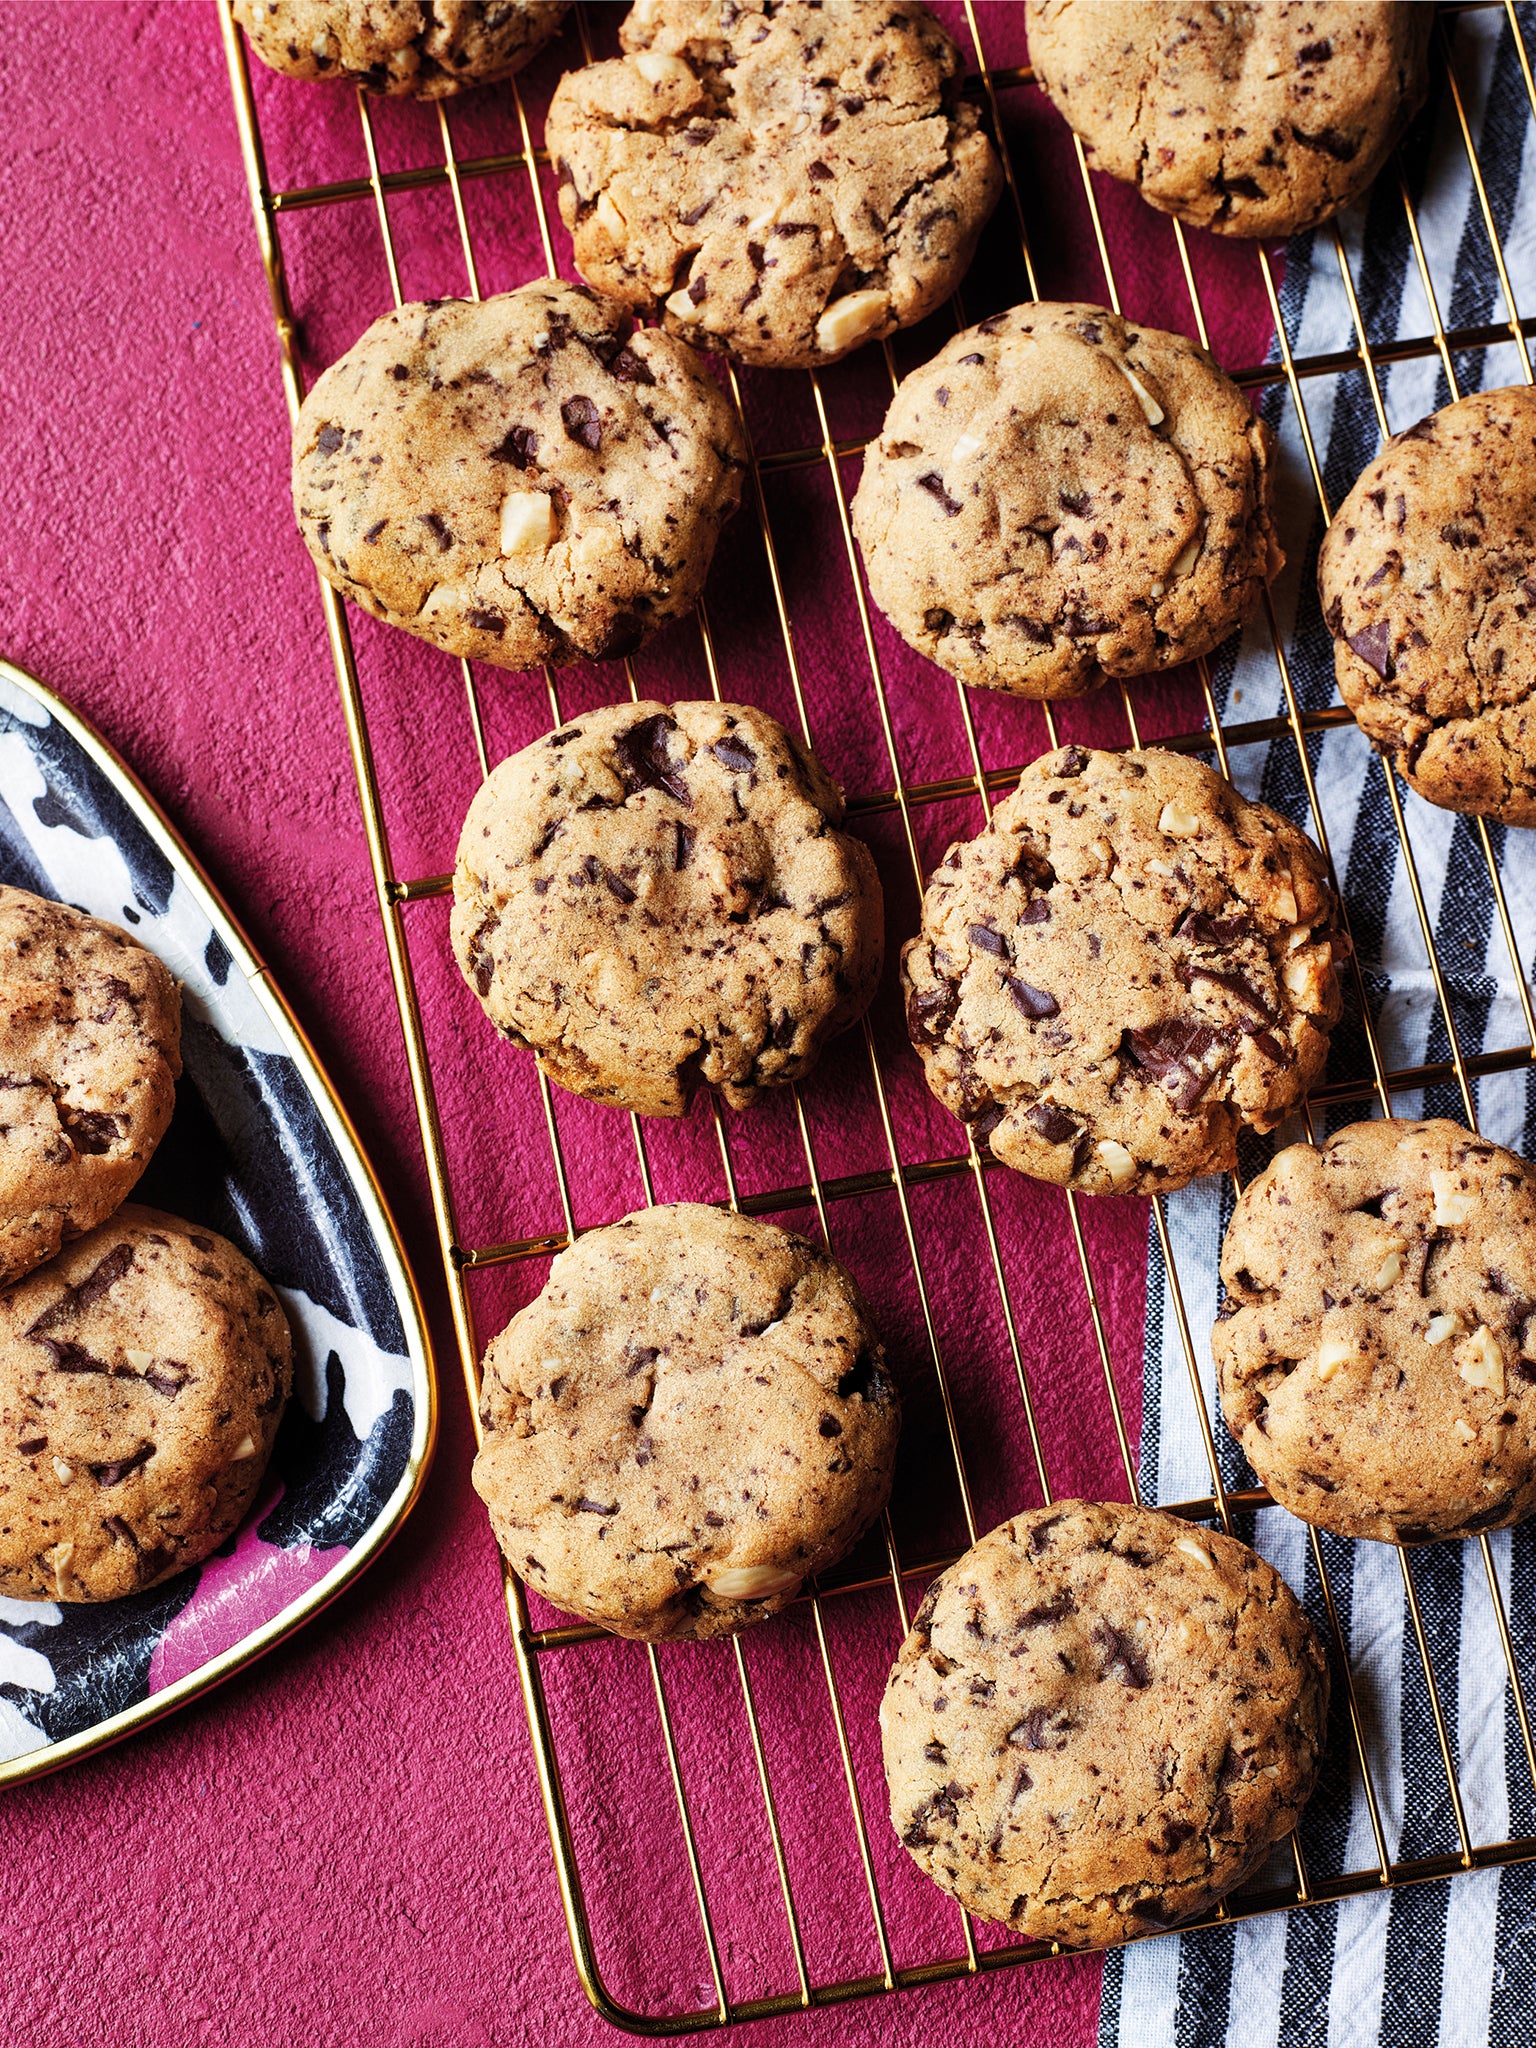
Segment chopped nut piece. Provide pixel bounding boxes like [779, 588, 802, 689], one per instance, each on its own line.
[1172, 1536, 1216, 1569]
[49, 1541, 74, 1598]
[595, 190, 627, 242]
[665, 287, 697, 322]
[1272, 876, 1298, 923]
[1452, 1417, 1478, 1444]
[814, 289, 890, 357]
[1285, 925, 1312, 953]
[1370, 1239, 1408, 1292]
[1095, 1138, 1137, 1190]
[124, 1347, 155, 1372]
[1167, 534, 1201, 580]
[52, 1457, 73, 1485]
[1315, 1337, 1355, 1382]
[633, 49, 693, 87]
[1282, 954, 1316, 1002]
[500, 490, 556, 556]
[706, 1564, 802, 1600]
[1120, 364, 1165, 426]
[950, 433, 985, 463]
[1430, 1169, 1475, 1226]
[1457, 1325, 1506, 1396]
[1157, 801, 1201, 838]
[230, 1434, 258, 1461]
[1425, 1311, 1463, 1346]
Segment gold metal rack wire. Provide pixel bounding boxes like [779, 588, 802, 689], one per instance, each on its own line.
[219, 3, 1536, 2029]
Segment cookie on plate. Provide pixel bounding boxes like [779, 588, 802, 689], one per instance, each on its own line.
[880, 1500, 1329, 1945]
[452, 699, 882, 1115]
[293, 282, 747, 670]
[851, 302, 1282, 699]
[1027, 1, 1432, 239]
[1318, 387, 1536, 826]
[234, 0, 568, 97]
[1216, 1118, 1536, 1543]
[0, 1206, 293, 1601]
[545, 0, 1002, 369]
[0, 887, 181, 1287]
[473, 1202, 899, 1640]
[901, 746, 1346, 1195]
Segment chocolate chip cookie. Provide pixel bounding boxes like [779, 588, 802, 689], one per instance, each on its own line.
[473, 1202, 899, 1640]
[902, 746, 1346, 1195]
[0, 1206, 293, 1602]
[0, 888, 181, 1288]
[1216, 1118, 1536, 1543]
[545, 0, 1002, 370]
[850, 302, 1282, 699]
[452, 699, 883, 1116]
[880, 1500, 1328, 1945]
[234, 0, 567, 97]
[1027, 2, 1432, 239]
[1318, 387, 1536, 826]
[293, 283, 747, 670]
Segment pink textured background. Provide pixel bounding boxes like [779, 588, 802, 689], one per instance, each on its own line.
[0, 7, 1279, 2043]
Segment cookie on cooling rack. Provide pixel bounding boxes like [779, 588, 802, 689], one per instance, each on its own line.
[0, 887, 181, 1287]
[1216, 1118, 1536, 1543]
[1026, 1, 1432, 239]
[850, 302, 1282, 699]
[473, 1202, 900, 1640]
[0, 1206, 293, 1602]
[292, 282, 747, 671]
[880, 1499, 1329, 1945]
[451, 698, 883, 1116]
[1317, 386, 1536, 826]
[234, 0, 568, 97]
[901, 745, 1347, 1196]
[544, 0, 1003, 369]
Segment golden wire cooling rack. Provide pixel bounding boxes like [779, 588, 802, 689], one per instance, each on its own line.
[219, 3, 1536, 2030]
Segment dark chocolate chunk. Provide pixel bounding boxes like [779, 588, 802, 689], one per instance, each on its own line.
[1026, 1102, 1079, 1146]
[560, 396, 602, 451]
[614, 713, 691, 805]
[1005, 977, 1059, 1020]
[489, 425, 538, 468]
[1092, 1620, 1149, 1688]
[712, 734, 757, 774]
[27, 1243, 135, 1338]
[915, 471, 962, 517]
[90, 1443, 154, 1487]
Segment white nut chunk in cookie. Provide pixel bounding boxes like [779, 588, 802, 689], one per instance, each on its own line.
[901, 746, 1345, 1196]
[471, 1204, 900, 1641]
[544, 0, 1002, 369]
[879, 1501, 1328, 1947]
[499, 490, 556, 556]
[1214, 1118, 1536, 1544]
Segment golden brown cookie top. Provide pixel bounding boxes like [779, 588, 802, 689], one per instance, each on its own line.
[851, 302, 1281, 699]
[901, 746, 1345, 1194]
[451, 699, 883, 1116]
[1217, 1118, 1536, 1543]
[1318, 386, 1536, 826]
[879, 1500, 1329, 1946]
[472, 1202, 899, 1639]
[234, 0, 568, 97]
[293, 283, 747, 671]
[0, 1206, 293, 1602]
[0, 886, 181, 1287]
[546, 0, 1002, 368]
[1028, 1, 1431, 238]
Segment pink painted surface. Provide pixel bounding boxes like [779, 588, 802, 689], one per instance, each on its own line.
[147, 1477, 342, 1693]
[0, 6, 1279, 2043]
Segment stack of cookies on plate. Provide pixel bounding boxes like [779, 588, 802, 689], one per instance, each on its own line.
[0, 888, 292, 1603]
[246, 0, 1536, 1951]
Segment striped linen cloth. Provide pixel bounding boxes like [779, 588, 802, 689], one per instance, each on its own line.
[1100, 9, 1536, 2045]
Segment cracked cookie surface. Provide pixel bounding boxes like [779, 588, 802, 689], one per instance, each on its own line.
[880, 1500, 1328, 1945]
[1027, 1, 1431, 239]
[901, 746, 1345, 1195]
[1216, 1118, 1536, 1543]
[545, 0, 1002, 369]
[0, 1206, 293, 1602]
[452, 699, 883, 1115]
[1318, 387, 1536, 826]
[293, 282, 747, 670]
[0, 888, 181, 1287]
[234, 0, 568, 97]
[472, 1202, 899, 1640]
[850, 302, 1281, 699]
